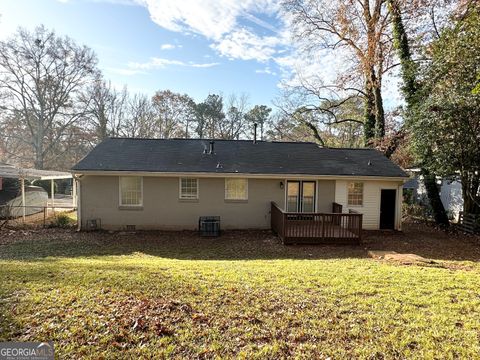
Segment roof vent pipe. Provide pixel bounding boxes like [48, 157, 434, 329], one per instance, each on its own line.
[253, 123, 257, 144]
[209, 141, 215, 154]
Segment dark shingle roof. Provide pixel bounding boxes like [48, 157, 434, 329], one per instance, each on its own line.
[72, 138, 407, 178]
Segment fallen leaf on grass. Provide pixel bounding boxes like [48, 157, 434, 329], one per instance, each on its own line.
[154, 323, 174, 337]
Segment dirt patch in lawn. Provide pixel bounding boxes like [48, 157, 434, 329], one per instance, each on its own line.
[366, 249, 476, 270]
[362, 221, 480, 262]
[368, 250, 433, 264]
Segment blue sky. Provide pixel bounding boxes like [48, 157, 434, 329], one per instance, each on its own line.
[0, 0, 291, 106]
[0, 0, 401, 109]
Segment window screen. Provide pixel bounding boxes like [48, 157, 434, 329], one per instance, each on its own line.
[180, 178, 198, 199]
[225, 178, 248, 200]
[348, 182, 363, 206]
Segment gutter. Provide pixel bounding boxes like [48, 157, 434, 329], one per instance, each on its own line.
[70, 170, 408, 182]
[72, 174, 83, 231]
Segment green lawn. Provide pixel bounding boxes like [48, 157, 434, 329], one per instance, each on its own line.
[1, 227, 479, 359]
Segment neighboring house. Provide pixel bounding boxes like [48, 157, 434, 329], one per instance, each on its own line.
[71, 138, 408, 241]
[404, 169, 463, 221]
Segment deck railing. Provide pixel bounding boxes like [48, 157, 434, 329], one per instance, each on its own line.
[271, 202, 362, 245]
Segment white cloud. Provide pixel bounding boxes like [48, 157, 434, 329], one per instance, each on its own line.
[160, 43, 175, 50]
[211, 28, 282, 62]
[160, 43, 182, 50]
[255, 67, 277, 76]
[135, 0, 285, 62]
[128, 57, 219, 70]
[137, 0, 278, 39]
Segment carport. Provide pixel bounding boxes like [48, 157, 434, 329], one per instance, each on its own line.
[0, 163, 73, 221]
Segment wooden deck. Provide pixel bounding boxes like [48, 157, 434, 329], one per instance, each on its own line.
[271, 202, 362, 245]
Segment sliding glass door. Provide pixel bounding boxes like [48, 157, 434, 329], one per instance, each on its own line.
[302, 182, 315, 212]
[286, 181, 316, 213]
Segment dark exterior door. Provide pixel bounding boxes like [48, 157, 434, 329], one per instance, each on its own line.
[380, 189, 396, 229]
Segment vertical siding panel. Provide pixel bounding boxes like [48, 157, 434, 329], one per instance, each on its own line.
[336, 180, 404, 230]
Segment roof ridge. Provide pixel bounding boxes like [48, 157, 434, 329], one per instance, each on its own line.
[108, 137, 320, 145]
[107, 137, 379, 150]
[325, 147, 376, 150]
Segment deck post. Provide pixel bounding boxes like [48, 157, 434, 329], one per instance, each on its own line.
[50, 179, 55, 215]
[321, 214, 325, 239]
[21, 177, 26, 222]
[72, 178, 76, 206]
[358, 214, 363, 243]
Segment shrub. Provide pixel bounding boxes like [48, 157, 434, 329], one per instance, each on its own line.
[403, 203, 430, 221]
[51, 213, 74, 228]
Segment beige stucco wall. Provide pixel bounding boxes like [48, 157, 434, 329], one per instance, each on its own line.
[334, 180, 404, 230]
[80, 175, 286, 230]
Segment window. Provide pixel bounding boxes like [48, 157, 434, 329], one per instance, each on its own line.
[348, 182, 363, 206]
[119, 176, 143, 206]
[225, 178, 248, 200]
[180, 178, 198, 199]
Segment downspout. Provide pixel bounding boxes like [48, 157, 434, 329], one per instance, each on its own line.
[21, 177, 26, 222]
[398, 182, 403, 231]
[51, 179, 55, 216]
[73, 174, 83, 231]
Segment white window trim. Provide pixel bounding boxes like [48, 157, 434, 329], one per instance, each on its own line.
[179, 177, 199, 200]
[347, 181, 364, 207]
[224, 178, 248, 201]
[119, 176, 143, 207]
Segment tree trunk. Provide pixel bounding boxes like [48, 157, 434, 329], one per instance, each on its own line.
[387, 0, 449, 227]
[34, 152, 44, 170]
[462, 172, 480, 215]
[422, 170, 449, 226]
[388, 0, 418, 108]
[463, 196, 480, 215]
[98, 112, 108, 140]
[34, 121, 44, 170]
[374, 80, 385, 138]
[363, 78, 376, 144]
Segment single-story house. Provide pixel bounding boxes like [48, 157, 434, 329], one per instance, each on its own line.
[71, 138, 408, 243]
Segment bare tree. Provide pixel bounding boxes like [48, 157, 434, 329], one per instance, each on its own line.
[271, 92, 365, 147]
[81, 74, 127, 142]
[0, 111, 33, 166]
[0, 25, 97, 169]
[282, 0, 394, 142]
[217, 93, 249, 140]
[151, 90, 196, 138]
[121, 93, 156, 138]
